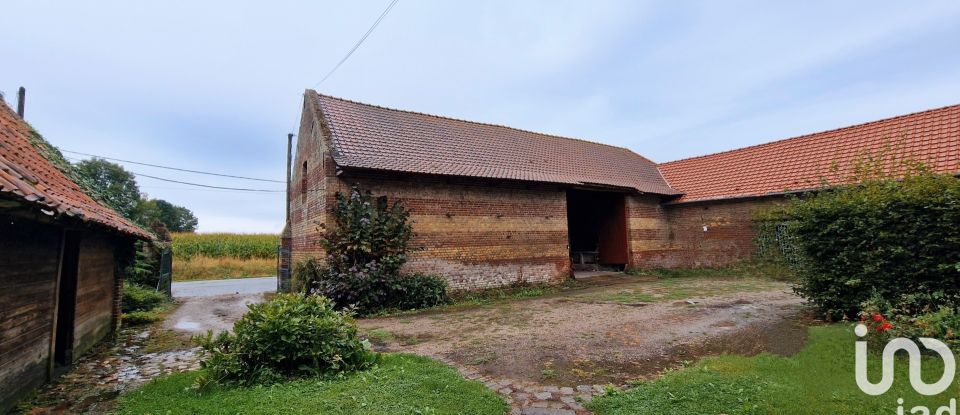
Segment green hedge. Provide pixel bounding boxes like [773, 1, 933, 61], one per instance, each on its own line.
[785, 172, 960, 319]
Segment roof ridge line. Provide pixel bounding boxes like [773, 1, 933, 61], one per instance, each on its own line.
[309, 90, 634, 153]
[660, 102, 960, 167]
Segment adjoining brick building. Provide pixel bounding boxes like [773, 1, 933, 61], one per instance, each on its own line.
[0, 100, 151, 412]
[283, 90, 959, 291]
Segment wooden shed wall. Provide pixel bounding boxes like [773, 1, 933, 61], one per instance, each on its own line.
[73, 234, 117, 357]
[0, 218, 61, 413]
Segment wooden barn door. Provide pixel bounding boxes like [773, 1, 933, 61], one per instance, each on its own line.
[598, 195, 628, 265]
[53, 231, 81, 372]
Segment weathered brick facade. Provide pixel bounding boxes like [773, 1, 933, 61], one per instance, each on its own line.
[629, 198, 783, 268]
[283, 94, 960, 291]
[339, 173, 571, 290]
[284, 93, 784, 291]
[288, 97, 571, 290]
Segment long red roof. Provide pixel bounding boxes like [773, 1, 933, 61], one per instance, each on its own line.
[660, 104, 960, 203]
[0, 101, 150, 238]
[311, 91, 680, 195]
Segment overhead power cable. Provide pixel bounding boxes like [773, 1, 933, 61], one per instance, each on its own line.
[140, 185, 284, 195]
[62, 149, 285, 183]
[131, 172, 285, 192]
[313, 0, 399, 88]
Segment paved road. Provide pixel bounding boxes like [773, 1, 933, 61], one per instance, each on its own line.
[171, 276, 277, 298]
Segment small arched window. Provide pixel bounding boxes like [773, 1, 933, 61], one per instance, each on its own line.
[300, 161, 308, 202]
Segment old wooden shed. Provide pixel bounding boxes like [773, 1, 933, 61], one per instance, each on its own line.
[0, 100, 151, 412]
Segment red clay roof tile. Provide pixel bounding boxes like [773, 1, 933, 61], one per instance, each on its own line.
[0, 101, 150, 238]
[310, 91, 680, 196]
[660, 104, 960, 203]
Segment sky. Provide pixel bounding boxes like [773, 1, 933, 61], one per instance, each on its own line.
[2, 1, 960, 233]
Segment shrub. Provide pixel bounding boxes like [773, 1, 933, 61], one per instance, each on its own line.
[194, 294, 377, 387]
[391, 274, 450, 310]
[292, 257, 327, 294]
[122, 282, 168, 313]
[122, 310, 163, 325]
[785, 171, 960, 320]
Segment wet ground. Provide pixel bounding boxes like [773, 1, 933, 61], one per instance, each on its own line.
[360, 274, 808, 414]
[165, 292, 268, 334]
[15, 325, 200, 415]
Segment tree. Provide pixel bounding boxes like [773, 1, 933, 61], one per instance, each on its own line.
[73, 158, 199, 232]
[74, 158, 141, 219]
[154, 199, 198, 232]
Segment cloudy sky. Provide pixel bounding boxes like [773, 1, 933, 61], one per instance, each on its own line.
[3, 1, 959, 233]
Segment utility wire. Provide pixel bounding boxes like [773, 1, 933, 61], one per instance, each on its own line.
[131, 172, 285, 192]
[62, 149, 285, 183]
[63, 156, 284, 192]
[140, 185, 283, 195]
[313, 0, 399, 88]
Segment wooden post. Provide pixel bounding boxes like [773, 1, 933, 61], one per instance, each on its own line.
[16, 87, 25, 118]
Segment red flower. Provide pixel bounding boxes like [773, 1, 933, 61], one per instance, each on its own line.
[872, 313, 884, 322]
[877, 322, 893, 332]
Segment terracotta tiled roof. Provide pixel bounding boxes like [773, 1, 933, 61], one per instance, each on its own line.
[660, 104, 960, 203]
[310, 91, 680, 195]
[0, 101, 150, 238]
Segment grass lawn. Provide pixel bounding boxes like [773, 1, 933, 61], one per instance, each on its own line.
[116, 354, 508, 415]
[588, 325, 958, 415]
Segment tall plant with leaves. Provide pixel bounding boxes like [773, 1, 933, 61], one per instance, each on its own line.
[323, 186, 414, 275]
[311, 186, 416, 314]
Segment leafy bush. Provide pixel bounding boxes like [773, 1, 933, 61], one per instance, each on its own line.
[296, 263, 450, 314]
[172, 232, 278, 260]
[195, 294, 377, 387]
[292, 257, 326, 293]
[122, 310, 163, 325]
[297, 185, 453, 315]
[122, 282, 168, 313]
[785, 172, 960, 319]
[391, 274, 449, 310]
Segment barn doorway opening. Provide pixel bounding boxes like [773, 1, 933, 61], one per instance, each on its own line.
[52, 231, 81, 374]
[566, 189, 628, 273]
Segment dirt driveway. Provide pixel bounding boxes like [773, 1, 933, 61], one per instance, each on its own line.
[360, 274, 805, 387]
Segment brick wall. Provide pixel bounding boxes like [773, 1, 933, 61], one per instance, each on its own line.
[288, 97, 571, 290]
[630, 197, 783, 268]
[288, 96, 333, 266]
[334, 172, 571, 290]
[287, 95, 787, 286]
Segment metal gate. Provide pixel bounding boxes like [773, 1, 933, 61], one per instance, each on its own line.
[156, 246, 173, 296]
[277, 245, 291, 292]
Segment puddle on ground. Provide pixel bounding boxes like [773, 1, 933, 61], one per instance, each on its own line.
[173, 320, 201, 331]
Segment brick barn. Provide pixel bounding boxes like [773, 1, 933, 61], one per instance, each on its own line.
[0, 100, 151, 411]
[282, 90, 959, 291]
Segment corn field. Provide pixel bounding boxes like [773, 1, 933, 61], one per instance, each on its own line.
[171, 233, 279, 260]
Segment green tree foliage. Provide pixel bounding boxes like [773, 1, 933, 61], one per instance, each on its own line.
[786, 171, 960, 319]
[73, 158, 198, 232]
[74, 158, 141, 219]
[136, 198, 198, 232]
